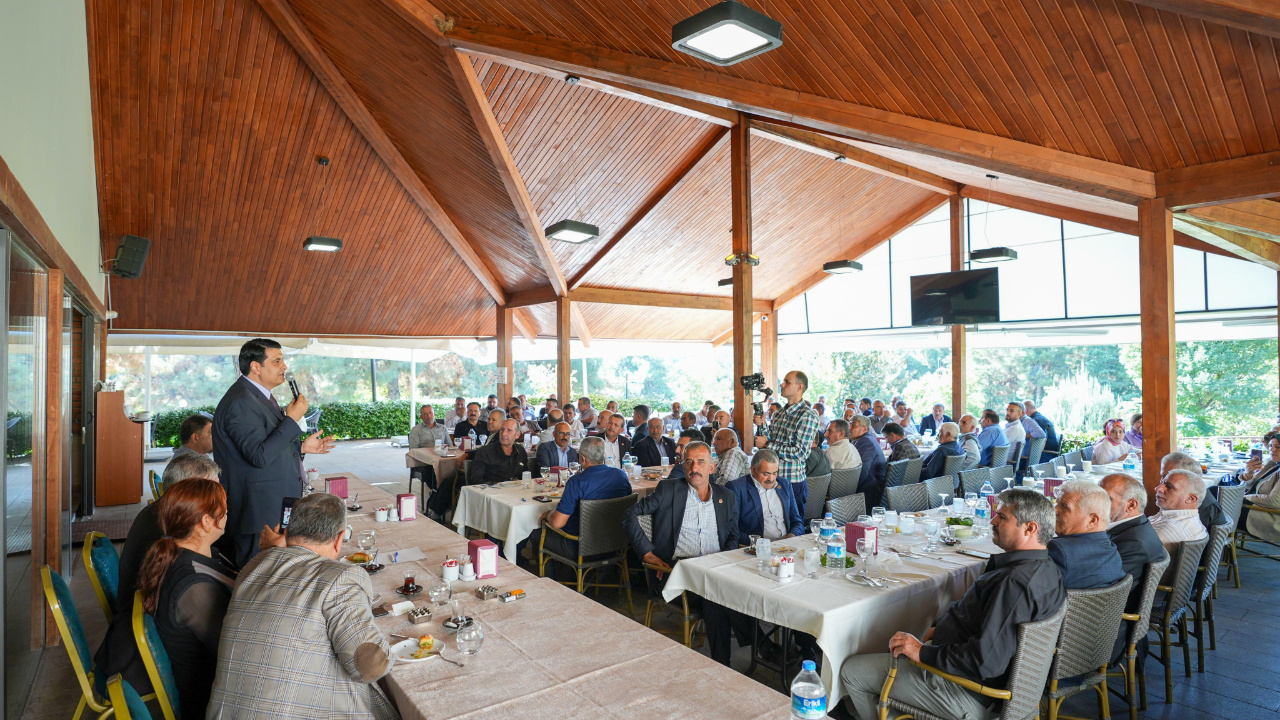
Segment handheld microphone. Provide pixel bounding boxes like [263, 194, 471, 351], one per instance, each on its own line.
[285, 370, 301, 401]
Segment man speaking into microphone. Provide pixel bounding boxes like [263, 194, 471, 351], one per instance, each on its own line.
[213, 338, 335, 566]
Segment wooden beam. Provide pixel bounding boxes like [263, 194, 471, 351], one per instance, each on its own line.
[773, 195, 949, 309]
[1123, 1, 1280, 40]
[496, 305, 513, 402]
[570, 304, 593, 348]
[712, 313, 762, 347]
[440, 20, 1157, 204]
[513, 308, 538, 344]
[1183, 200, 1280, 243]
[255, 0, 509, 306]
[1138, 197, 1176, 515]
[752, 122, 959, 195]
[570, 286, 771, 313]
[949, 195, 967, 420]
[569, 127, 730, 289]
[760, 312, 778, 390]
[1174, 218, 1280, 271]
[1157, 150, 1280, 209]
[730, 116, 754, 444]
[43, 270, 64, 645]
[556, 297, 571, 402]
[443, 48, 568, 297]
[505, 285, 558, 308]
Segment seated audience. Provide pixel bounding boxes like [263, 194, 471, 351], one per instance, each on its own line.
[976, 409, 1010, 467]
[605, 400, 619, 415]
[1243, 438, 1280, 543]
[859, 397, 872, 416]
[524, 436, 631, 563]
[485, 394, 499, 411]
[594, 409, 614, 438]
[727, 449, 804, 546]
[442, 396, 467, 432]
[712, 428, 751, 486]
[889, 401, 918, 435]
[917, 403, 950, 437]
[883, 423, 919, 463]
[696, 400, 714, 426]
[1047, 480, 1126, 589]
[209, 494, 397, 719]
[813, 403, 830, 431]
[957, 414, 981, 470]
[667, 430, 703, 481]
[600, 413, 631, 467]
[538, 397, 558, 425]
[1100, 473, 1166, 662]
[842, 405, 858, 426]
[807, 431, 831, 477]
[483, 408, 506, 445]
[665, 402, 683, 431]
[680, 411, 699, 432]
[1161, 452, 1228, 528]
[410, 405, 450, 449]
[577, 396, 597, 430]
[633, 417, 678, 468]
[702, 408, 730, 445]
[920, 422, 963, 481]
[868, 400, 890, 434]
[839, 488, 1065, 720]
[849, 415, 887, 508]
[135, 480, 235, 720]
[630, 404, 652, 444]
[1122, 412, 1143, 452]
[562, 404, 587, 440]
[1004, 401, 1027, 447]
[1023, 400, 1060, 455]
[467, 419, 530, 485]
[1091, 419, 1136, 465]
[1150, 469, 1208, 553]
[519, 394, 536, 422]
[534, 422, 578, 475]
[1235, 433, 1280, 492]
[172, 414, 214, 459]
[824, 419, 862, 473]
[538, 408, 565, 444]
[451, 402, 483, 443]
[623, 442, 748, 666]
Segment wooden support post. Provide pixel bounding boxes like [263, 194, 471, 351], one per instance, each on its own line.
[760, 311, 778, 391]
[556, 296, 572, 403]
[496, 305, 514, 403]
[949, 194, 967, 418]
[43, 270, 63, 645]
[730, 114, 754, 444]
[1139, 198, 1176, 514]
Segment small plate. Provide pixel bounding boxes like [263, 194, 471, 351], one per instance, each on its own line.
[497, 480, 522, 488]
[364, 563, 384, 574]
[743, 545, 797, 556]
[396, 585, 423, 596]
[443, 616, 473, 631]
[391, 637, 445, 663]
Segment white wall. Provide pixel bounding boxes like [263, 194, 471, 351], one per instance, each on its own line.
[0, 0, 103, 298]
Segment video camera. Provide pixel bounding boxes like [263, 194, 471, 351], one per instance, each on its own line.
[739, 373, 774, 436]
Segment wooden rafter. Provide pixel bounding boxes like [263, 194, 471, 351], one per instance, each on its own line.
[1157, 150, 1280, 209]
[513, 308, 538, 343]
[569, 126, 730, 289]
[1182, 200, 1280, 243]
[255, 0, 509, 306]
[444, 48, 568, 297]
[1123, 0, 1280, 40]
[572, 286, 771, 313]
[570, 304, 593, 348]
[439, 19, 1158, 204]
[752, 121, 959, 195]
[1173, 219, 1280, 271]
[711, 313, 761, 347]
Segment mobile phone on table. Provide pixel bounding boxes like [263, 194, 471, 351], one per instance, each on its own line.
[280, 496, 299, 529]
[372, 604, 390, 618]
[956, 549, 991, 560]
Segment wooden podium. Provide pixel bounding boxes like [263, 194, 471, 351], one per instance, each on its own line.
[95, 391, 143, 505]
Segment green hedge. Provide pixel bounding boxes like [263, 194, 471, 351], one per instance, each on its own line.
[1059, 431, 1101, 454]
[5, 411, 32, 459]
[151, 400, 451, 447]
[527, 396, 677, 419]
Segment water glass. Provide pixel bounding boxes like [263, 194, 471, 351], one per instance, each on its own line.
[803, 547, 821, 578]
[755, 538, 772, 572]
[357, 530, 376, 554]
[809, 519, 822, 537]
[898, 515, 916, 535]
[938, 494, 951, 515]
[856, 538, 872, 565]
[923, 519, 941, 551]
[448, 598, 465, 626]
[964, 492, 979, 515]
[456, 620, 484, 655]
[872, 507, 886, 523]
[428, 578, 453, 607]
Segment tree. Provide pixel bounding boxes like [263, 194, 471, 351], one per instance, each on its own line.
[1038, 367, 1119, 435]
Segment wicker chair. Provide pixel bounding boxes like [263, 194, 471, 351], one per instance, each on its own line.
[804, 474, 832, 522]
[1025, 436, 1046, 466]
[884, 482, 930, 512]
[1081, 444, 1094, 462]
[1215, 484, 1246, 588]
[990, 465, 1015, 492]
[885, 460, 910, 489]
[903, 457, 923, 485]
[1147, 537, 1208, 701]
[1030, 461, 1056, 480]
[942, 454, 965, 480]
[538, 493, 638, 615]
[1109, 552, 1170, 720]
[1063, 449, 1082, 470]
[988, 444, 1010, 468]
[825, 493, 866, 526]
[1007, 441, 1023, 467]
[1186, 523, 1232, 670]
[1041, 576, 1134, 720]
[959, 467, 990, 496]
[925, 476, 953, 508]
[828, 467, 860, 500]
[1235, 501, 1280, 566]
[637, 515, 703, 648]
[878, 603, 1067, 720]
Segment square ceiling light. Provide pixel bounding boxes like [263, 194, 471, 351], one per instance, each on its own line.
[545, 219, 600, 244]
[672, 1, 783, 66]
[968, 247, 1018, 263]
[303, 236, 343, 252]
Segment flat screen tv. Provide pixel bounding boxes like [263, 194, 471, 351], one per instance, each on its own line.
[910, 268, 1000, 326]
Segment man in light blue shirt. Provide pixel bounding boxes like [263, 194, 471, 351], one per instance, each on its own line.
[977, 408, 1010, 467]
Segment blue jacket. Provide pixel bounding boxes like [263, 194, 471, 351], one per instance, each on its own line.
[1047, 532, 1127, 590]
[921, 440, 965, 480]
[534, 442, 578, 475]
[853, 433, 887, 508]
[726, 474, 805, 547]
[977, 424, 1009, 466]
[1028, 412, 1060, 454]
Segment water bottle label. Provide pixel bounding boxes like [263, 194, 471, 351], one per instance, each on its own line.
[792, 694, 827, 718]
[826, 543, 844, 559]
[819, 526, 835, 540]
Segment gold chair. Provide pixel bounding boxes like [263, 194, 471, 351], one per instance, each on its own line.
[106, 674, 155, 720]
[41, 566, 114, 720]
[83, 530, 119, 622]
[149, 470, 163, 502]
[132, 591, 180, 720]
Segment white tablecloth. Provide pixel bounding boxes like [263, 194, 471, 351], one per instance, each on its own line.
[663, 527, 997, 703]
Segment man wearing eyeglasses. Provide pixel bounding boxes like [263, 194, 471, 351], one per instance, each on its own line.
[534, 422, 578, 476]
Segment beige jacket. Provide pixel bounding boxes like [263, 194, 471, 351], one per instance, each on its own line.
[1246, 472, 1280, 543]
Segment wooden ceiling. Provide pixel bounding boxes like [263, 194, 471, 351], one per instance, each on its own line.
[85, 0, 1280, 342]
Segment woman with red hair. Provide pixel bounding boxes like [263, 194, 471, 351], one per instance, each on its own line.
[136, 479, 236, 720]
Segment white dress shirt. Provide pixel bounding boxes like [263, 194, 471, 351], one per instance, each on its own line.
[1149, 508, 1208, 552]
[564, 417, 586, 440]
[409, 422, 450, 449]
[603, 437, 622, 468]
[824, 438, 862, 472]
[443, 408, 465, 432]
[1004, 419, 1027, 446]
[755, 478, 787, 540]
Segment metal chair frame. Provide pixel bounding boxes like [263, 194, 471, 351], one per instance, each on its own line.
[148, 470, 163, 502]
[41, 566, 115, 720]
[132, 591, 179, 720]
[538, 494, 637, 616]
[1106, 553, 1170, 720]
[1146, 538, 1208, 703]
[83, 530, 118, 622]
[1213, 484, 1246, 588]
[1041, 577, 1134, 720]
[1185, 523, 1231, 671]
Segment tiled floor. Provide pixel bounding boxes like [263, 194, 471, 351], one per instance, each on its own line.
[19, 440, 1280, 719]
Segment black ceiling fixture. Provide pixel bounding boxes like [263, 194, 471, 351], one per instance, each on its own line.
[672, 1, 783, 66]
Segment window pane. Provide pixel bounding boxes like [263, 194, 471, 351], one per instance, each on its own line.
[969, 201, 1065, 321]
[890, 215, 950, 327]
[777, 295, 807, 334]
[1206, 253, 1277, 310]
[1173, 246, 1206, 313]
[1064, 231, 1139, 318]
[805, 242, 891, 331]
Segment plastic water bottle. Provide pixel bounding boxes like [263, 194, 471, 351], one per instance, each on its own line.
[622, 454, 634, 475]
[468, 429, 477, 446]
[791, 660, 827, 719]
[826, 527, 845, 575]
[1122, 454, 1137, 473]
[819, 513, 837, 541]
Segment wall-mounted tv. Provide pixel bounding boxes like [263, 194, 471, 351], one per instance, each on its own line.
[910, 268, 1000, 326]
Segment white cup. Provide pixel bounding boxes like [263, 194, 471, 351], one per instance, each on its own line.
[1057, 466, 1068, 479]
[1082, 460, 1093, 473]
[522, 471, 532, 482]
[952, 498, 966, 513]
[375, 509, 388, 522]
[899, 516, 916, 535]
[441, 562, 459, 583]
[306, 470, 320, 484]
[660, 456, 669, 467]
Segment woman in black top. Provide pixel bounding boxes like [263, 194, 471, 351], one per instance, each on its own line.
[137, 479, 235, 720]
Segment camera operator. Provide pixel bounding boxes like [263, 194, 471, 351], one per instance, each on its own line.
[752, 371, 821, 512]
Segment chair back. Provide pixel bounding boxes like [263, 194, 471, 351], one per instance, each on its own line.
[1126, 552, 1171, 648]
[149, 470, 163, 501]
[885, 460, 909, 488]
[903, 457, 923, 485]
[40, 566, 99, 708]
[1063, 449, 1082, 470]
[1161, 538, 1208, 622]
[1007, 441, 1023, 465]
[989, 445, 1010, 468]
[1081, 445, 1094, 462]
[989, 465, 1014, 492]
[83, 531, 120, 621]
[1048, 577, 1134, 682]
[303, 408, 322, 433]
[998, 603, 1068, 720]
[925, 476, 953, 508]
[1026, 437, 1046, 465]
[827, 468, 860, 500]
[942, 454, 965, 478]
[107, 674, 154, 720]
[1031, 461, 1056, 479]
[1215, 484, 1247, 531]
[804, 474, 831, 522]
[1049, 455, 1066, 473]
[825, 493, 865, 525]
[959, 467, 990, 495]
[578, 494, 639, 557]
[132, 591, 180, 720]
[885, 482, 930, 512]
[1192, 523, 1232, 603]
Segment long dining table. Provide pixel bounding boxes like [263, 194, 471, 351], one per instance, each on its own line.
[332, 472, 791, 720]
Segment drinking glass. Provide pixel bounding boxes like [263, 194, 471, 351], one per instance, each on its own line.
[809, 519, 822, 537]
[856, 538, 872, 572]
[456, 620, 485, 655]
[923, 519, 941, 552]
[568, 462, 581, 477]
[540, 467, 550, 483]
[357, 530, 376, 554]
[964, 492, 979, 516]
[428, 578, 453, 607]
[749, 534, 761, 550]
[448, 598, 466, 626]
[856, 514, 872, 525]
[938, 493, 951, 515]
[872, 507, 886, 523]
[898, 515, 916, 535]
[402, 569, 417, 593]
[534, 476, 547, 495]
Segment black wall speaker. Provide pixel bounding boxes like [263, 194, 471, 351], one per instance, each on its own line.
[112, 235, 151, 279]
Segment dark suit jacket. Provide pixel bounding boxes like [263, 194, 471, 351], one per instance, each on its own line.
[624, 478, 738, 565]
[633, 435, 677, 468]
[212, 376, 304, 538]
[918, 414, 951, 436]
[701, 426, 716, 445]
[631, 423, 650, 445]
[921, 441, 965, 480]
[602, 435, 631, 463]
[534, 442, 578, 475]
[1047, 531, 1126, 589]
[853, 433, 887, 506]
[725, 475, 804, 546]
[1106, 514, 1167, 660]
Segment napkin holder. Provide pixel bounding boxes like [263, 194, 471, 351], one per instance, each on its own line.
[396, 493, 417, 521]
[1042, 478, 1064, 498]
[845, 521, 877, 554]
[468, 539, 499, 580]
[325, 476, 349, 499]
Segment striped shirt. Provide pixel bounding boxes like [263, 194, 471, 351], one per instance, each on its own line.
[765, 399, 821, 484]
[675, 489, 721, 560]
